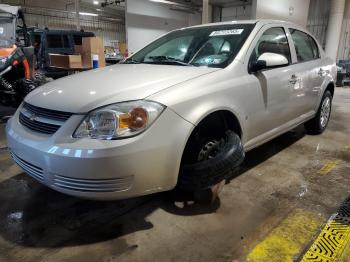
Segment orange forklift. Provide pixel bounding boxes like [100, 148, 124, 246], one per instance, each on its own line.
[0, 4, 45, 107]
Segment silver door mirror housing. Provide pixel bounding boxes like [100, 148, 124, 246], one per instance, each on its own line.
[250, 52, 289, 73]
[257, 53, 289, 67]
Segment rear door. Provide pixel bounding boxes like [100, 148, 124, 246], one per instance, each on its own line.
[287, 28, 323, 115]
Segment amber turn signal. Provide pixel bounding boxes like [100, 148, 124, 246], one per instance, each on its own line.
[119, 107, 149, 129]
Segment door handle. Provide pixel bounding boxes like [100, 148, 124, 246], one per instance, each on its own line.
[289, 74, 298, 85]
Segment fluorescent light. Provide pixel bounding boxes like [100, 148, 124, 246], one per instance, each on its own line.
[149, 0, 178, 5]
[79, 12, 98, 16]
[93, 1, 99, 5]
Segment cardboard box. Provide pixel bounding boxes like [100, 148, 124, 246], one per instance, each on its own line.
[119, 42, 128, 57]
[81, 37, 106, 68]
[49, 54, 82, 69]
[74, 45, 83, 55]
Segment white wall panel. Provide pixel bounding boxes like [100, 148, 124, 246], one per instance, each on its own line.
[126, 0, 201, 54]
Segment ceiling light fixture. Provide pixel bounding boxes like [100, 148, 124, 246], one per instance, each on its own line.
[149, 0, 198, 12]
[93, 1, 99, 5]
[149, 0, 180, 5]
[79, 12, 99, 16]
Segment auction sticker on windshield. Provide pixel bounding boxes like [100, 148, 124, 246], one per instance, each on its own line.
[210, 29, 244, 36]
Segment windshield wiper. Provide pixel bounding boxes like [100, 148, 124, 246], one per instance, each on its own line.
[147, 56, 192, 66]
[123, 58, 141, 64]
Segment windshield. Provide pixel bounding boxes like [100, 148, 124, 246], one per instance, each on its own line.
[125, 24, 255, 68]
[0, 13, 15, 47]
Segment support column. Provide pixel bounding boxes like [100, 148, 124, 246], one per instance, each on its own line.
[325, 0, 346, 61]
[202, 0, 209, 24]
[75, 0, 81, 31]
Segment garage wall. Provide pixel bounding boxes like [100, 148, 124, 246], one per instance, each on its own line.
[306, 0, 350, 61]
[338, 0, 350, 60]
[254, 0, 310, 27]
[306, 0, 330, 49]
[220, 5, 252, 21]
[126, 0, 201, 54]
[212, 4, 253, 22]
[0, 0, 126, 46]
[23, 11, 125, 46]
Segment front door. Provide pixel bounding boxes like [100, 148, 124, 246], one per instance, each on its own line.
[244, 25, 299, 142]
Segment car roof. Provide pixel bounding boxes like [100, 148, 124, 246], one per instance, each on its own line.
[186, 19, 303, 29]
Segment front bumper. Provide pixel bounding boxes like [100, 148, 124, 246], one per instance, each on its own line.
[6, 107, 193, 200]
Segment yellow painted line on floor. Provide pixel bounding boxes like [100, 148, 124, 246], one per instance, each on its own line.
[338, 233, 350, 262]
[246, 209, 323, 262]
[318, 160, 341, 175]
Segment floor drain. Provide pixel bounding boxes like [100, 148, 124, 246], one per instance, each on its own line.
[301, 197, 350, 261]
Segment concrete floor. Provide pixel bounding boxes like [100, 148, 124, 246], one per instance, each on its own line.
[0, 88, 350, 262]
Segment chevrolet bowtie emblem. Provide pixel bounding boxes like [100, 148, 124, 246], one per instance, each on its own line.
[29, 113, 38, 121]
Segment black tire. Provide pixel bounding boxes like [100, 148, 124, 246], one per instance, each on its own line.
[178, 130, 245, 191]
[305, 90, 332, 135]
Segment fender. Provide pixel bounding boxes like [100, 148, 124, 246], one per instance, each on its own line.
[315, 71, 336, 111]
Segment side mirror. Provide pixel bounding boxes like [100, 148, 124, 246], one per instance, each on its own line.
[250, 52, 288, 73]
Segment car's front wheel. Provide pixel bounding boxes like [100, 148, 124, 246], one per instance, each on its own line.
[178, 115, 245, 203]
[305, 90, 333, 135]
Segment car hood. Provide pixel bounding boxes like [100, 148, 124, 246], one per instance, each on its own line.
[25, 64, 219, 113]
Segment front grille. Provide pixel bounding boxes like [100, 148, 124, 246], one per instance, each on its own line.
[19, 113, 61, 134]
[22, 102, 72, 121]
[19, 102, 73, 135]
[53, 174, 133, 193]
[10, 151, 44, 182]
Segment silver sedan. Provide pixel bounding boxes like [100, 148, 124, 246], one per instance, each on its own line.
[6, 20, 336, 200]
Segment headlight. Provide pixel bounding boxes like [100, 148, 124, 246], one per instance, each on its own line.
[73, 100, 165, 140]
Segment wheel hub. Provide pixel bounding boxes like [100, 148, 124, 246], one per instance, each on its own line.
[320, 97, 331, 128]
[197, 139, 221, 162]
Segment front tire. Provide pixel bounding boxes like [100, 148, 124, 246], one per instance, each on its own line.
[178, 130, 245, 203]
[305, 90, 332, 135]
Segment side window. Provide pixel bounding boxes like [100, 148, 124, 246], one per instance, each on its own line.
[250, 27, 291, 64]
[289, 29, 320, 62]
[308, 35, 320, 59]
